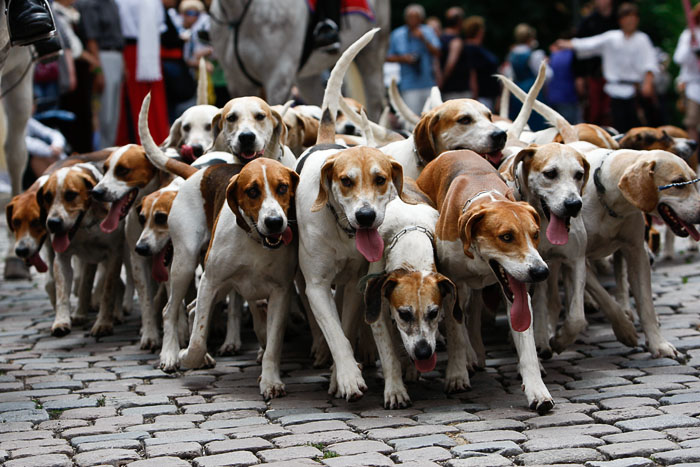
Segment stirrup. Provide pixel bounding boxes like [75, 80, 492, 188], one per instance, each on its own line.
[6, 0, 57, 47]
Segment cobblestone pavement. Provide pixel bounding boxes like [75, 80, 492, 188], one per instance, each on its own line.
[5, 217, 700, 467]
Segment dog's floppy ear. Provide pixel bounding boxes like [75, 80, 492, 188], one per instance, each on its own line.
[264, 109, 287, 159]
[618, 159, 658, 213]
[363, 273, 388, 324]
[311, 155, 337, 212]
[5, 199, 15, 233]
[287, 167, 300, 197]
[299, 115, 319, 148]
[162, 116, 184, 149]
[413, 110, 440, 163]
[211, 111, 224, 145]
[389, 157, 405, 199]
[458, 208, 486, 259]
[661, 129, 674, 146]
[436, 274, 460, 323]
[226, 174, 250, 231]
[511, 146, 536, 188]
[577, 153, 591, 195]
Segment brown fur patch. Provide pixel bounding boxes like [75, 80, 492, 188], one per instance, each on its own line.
[618, 159, 658, 212]
[554, 123, 619, 149]
[108, 145, 158, 188]
[6, 184, 44, 241]
[200, 164, 244, 232]
[619, 127, 674, 151]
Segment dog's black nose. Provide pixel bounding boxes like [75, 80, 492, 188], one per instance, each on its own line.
[355, 207, 376, 228]
[15, 245, 29, 258]
[490, 130, 507, 147]
[134, 243, 151, 256]
[47, 218, 62, 233]
[528, 264, 549, 282]
[563, 198, 583, 217]
[91, 186, 106, 201]
[690, 140, 698, 151]
[238, 132, 256, 146]
[414, 339, 433, 361]
[264, 216, 284, 232]
[191, 144, 204, 158]
[344, 123, 356, 135]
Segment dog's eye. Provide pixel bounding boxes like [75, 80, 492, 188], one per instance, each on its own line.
[183, 124, 191, 133]
[375, 176, 386, 186]
[154, 212, 168, 225]
[64, 191, 78, 202]
[255, 113, 265, 121]
[277, 184, 288, 195]
[227, 113, 238, 123]
[13, 219, 21, 229]
[205, 123, 211, 132]
[397, 308, 413, 322]
[138, 214, 146, 225]
[44, 192, 53, 204]
[427, 306, 439, 320]
[543, 169, 557, 179]
[533, 231, 539, 240]
[458, 115, 473, 125]
[246, 187, 260, 199]
[574, 171, 584, 181]
[340, 176, 353, 187]
[115, 165, 130, 177]
[499, 233, 513, 243]
[30, 219, 41, 229]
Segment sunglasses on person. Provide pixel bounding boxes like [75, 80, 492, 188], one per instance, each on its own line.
[184, 10, 200, 17]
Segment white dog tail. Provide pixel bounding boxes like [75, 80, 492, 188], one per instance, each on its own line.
[139, 93, 197, 179]
[497, 71, 578, 144]
[389, 78, 420, 128]
[499, 82, 510, 120]
[318, 28, 379, 144]
[505, 60, 548, 143]
[196, 57, 208, 106]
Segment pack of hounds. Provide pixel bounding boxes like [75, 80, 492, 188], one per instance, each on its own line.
[6, 30, 700, 413]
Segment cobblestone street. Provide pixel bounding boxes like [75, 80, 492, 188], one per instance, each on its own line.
[4, 215, 700, 467]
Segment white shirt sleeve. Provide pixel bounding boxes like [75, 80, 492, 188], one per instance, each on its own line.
[638, 33, 658, 74]
[571, 31, 611, 59]
[528, 49, 553, 81]
[136, 0, 163, 82]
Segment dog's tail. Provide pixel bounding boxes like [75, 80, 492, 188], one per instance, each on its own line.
[196, 57, 208, 106]
[337, 94, 405, 145]
[389, 78, 420, 129]
[497, 70, 578, 144]
[139, 93, 198, 180]
[499, 81, 510, 120]
[318, 28, 379, 144]
[505, 60, 547, 144]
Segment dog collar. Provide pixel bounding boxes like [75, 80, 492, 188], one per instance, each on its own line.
[327, 202, 356, 238]
[386, 225, 434, 251]
[658, 178, 700, 191]
[462, 191, 494, 212]
[593, 151, 619, 218]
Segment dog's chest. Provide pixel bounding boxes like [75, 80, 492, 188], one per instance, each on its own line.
[68, 225, 121, 261]
[437, 239, 494, 289]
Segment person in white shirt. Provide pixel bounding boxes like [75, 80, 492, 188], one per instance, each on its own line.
[557, 2, 658, 132]
[674, 2, 700, 155]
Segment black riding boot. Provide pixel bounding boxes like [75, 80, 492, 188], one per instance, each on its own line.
[7, 0, 56, 47]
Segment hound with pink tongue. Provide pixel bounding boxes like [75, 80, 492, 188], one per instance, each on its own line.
[355, 228, 384, 263]
[101, 195, 131, 234]
[546, 213, 569, 246]
[507, 273, 531, 332]
[52, 232, 71, 254]
[27, 252, 48, 272]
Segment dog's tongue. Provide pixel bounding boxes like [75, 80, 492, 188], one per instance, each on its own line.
[355, 228, 384, 262]
[28, 252, 48, 273]
[282, 226, 293, 245]
[180, 145, 195, 162]
[680, 218, 700, 241]
[152, 247, 169, 283]
[546, 213, 569, 245]
[508, 273, 531, 332]
[101, 195, 129, 233]
[486, 151, 503, 166]
[414, 352, 437, 373]
[52, 233, 71, 253]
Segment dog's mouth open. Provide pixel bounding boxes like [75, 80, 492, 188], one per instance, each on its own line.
[152, 240, 173, 282]
[355, 228, 384, 262]
[260, 227, 293, 249]
[482, 150, 504, 166]
[659, 203, 700, 241]
[52, 215, 84, 254]
[237, 149, 264, 161]
[540, 198, 571, 246]
[101, 188, 138, 233]
[489, 260, 531, 332]
[26, 251, 48, 273]
[180, 145, 196, 162]
[413, 352, 437, 373]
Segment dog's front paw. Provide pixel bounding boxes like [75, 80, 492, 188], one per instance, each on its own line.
[523, 382, 554, 415]
[444, 367, 471, 393]
[89, 320, 113, 337]
[330, 364, 367, 401]
[218, 339, 241, 356]
[260, 378, 286, 401]
[140, 331, 162, 351]
[384, 383, 411, 410]
[70, 312, 89, 326]
[611, 316, 638, 348]
[311, 339, 332, 368]
[159, 347, 180, 373]
[51, 320, 72, 337]
[649, 340, 680, 360]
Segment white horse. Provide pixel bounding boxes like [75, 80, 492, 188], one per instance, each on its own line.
[209, 0, 389, 119]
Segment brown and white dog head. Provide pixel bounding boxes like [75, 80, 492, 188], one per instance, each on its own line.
[414, 99, 507, 166]
[619, 127, 697, 161]
[134, 179, 182, 282]
[212, 97, 287, 162]
[226, 158, 299, 249]
[508, 143, 590, 245]
[273, 106, 319, 156]
[312, 147, 404, 262]
[163, 105, 220, 162]
[6, 176, 50, 271]
[91, 144, 158, 233]
[364, 270, 457, 375]
[458, 193, 547, 331]
[336, 97, 364, 136]
[617, 150, 700, 241]
[38, 164, 103, 254]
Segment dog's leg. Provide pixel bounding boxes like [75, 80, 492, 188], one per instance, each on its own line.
[622, 244, 679, 359]
[532, 280, 551, 359]
[370, 310, 411, 409]
[551, 258, 587, 353]
[89, 262, 104, 312]
[122, 249, 135, 315]
[509, 296, 554, 414]
[445, 286, 471, 393]
[131, 252, 160, 350]
[73, 261, 96, 325]
[51, 253, 73, 336]
[90, 255, 120, 337]
[45, 247, 56, 308]
[251, 299, 267, 351]
[546, 262, 563, 340]
[295, 271, 330, 367]
[219, 292, 243, 356]
[341, 283, 374, 366]
[613, 250, 634, 321]
[112, 276, 126, 324]
[466, 290, 486, 369]
[662, 225, 675, 260]
[178, 269, 218, 369]
[258, 286, 290, 400]
[585, 267, 638, 347]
